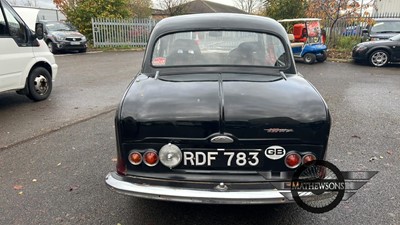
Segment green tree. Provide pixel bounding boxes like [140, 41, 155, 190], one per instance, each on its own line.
[54, 0, 131, 40]
[264, 0, 307, 20]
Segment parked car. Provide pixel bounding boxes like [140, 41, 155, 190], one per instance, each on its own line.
[0, 0, 57, 101]
[362, 18, 400, 42]
[105, 13, 331, 204]
[353, 34, 400, 67]
[39, 20, 87, 53]
[342, 25, 362, 36]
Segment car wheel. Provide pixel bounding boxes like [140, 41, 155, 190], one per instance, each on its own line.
[303, 53, 316, 64]
[316, 51, 327, 62]
[26, 67, 52, 101]
[47, 41, 57, 54]
[369, 50, 389, 67]
[78, 48, 87, 53]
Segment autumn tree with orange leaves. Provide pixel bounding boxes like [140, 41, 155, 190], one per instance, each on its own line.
[306, 0, 371, 44]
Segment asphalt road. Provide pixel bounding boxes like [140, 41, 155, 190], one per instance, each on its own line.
[0, 51, 399, 225]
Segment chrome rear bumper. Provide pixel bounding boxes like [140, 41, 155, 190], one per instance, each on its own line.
[105, 172, 293, 204]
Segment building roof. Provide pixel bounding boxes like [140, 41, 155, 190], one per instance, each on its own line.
[152, 8, 168, 16]
[182, 0, 246, 14]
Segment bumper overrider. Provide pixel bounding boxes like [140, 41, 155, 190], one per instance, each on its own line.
[105, 172, 293, 204]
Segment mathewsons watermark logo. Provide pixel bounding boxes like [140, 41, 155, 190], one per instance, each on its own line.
[274, 160, 377, 213]
[291, 160, 346, 213]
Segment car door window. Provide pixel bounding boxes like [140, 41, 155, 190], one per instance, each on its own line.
[1, 2, 27, 45]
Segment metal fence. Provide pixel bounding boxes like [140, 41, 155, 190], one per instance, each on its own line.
[92, 18, 156, 48]
[91, 13, 400, 48]
[323, 12, 400, 38]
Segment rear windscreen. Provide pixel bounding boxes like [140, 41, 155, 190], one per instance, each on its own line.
[151, 30, 288, 68]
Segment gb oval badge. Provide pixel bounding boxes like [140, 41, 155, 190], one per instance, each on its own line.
[265, 146, 286, 160]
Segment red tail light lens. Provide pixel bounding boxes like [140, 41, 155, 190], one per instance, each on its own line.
[143, 150, 159, 166]
[302, 154, 316, 164]
[128, 151, 142, 165]
[285, 152, 301, 169]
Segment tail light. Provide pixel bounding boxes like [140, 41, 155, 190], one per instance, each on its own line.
[116, 155, 127, 175]
[285, 152, 301, 169]
[128, 151, 142, 165]
[143, 150, 159, 166]
[302, 153, 316, 164]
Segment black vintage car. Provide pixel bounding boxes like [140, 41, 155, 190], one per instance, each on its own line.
[353, 34, 400, 67]
[106, 13, 331, 204]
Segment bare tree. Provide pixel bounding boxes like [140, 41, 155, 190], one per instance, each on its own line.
[234, 0, 262, 14]
[156, 0, 189, 16]
[129, 0, 152, 18]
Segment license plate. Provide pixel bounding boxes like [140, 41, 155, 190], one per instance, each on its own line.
[182, 150, 261, 168]
[70, 41, 80, 45]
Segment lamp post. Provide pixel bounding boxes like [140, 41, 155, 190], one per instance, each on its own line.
[360, 0, 364, 17]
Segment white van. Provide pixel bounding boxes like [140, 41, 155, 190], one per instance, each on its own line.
[0, 0, 57, 101]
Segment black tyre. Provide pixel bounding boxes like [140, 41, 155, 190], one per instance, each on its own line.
[369, 50, 389, 67]
[26, 67, 52, 101]
[47, 41, 58, 54]
[316, 51, 327, 62]
[78, 48, 87, 53]
[304, 53, 316, 64]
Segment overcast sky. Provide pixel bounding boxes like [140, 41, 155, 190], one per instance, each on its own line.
[10, 0, 237, 9]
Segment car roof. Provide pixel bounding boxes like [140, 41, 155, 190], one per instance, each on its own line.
[152, 13, 288, 37]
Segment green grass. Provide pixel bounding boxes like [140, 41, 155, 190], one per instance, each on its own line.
[337, 36, 361, 50]
[327, 36, 361, 51]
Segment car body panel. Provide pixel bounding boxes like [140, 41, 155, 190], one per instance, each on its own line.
[13, 7, 39, 30]
[119, 73, 329, 143]
[0, 38, 34, 92]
